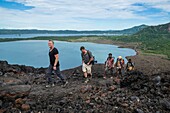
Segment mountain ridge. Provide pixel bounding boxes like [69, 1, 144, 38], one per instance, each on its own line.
[0, 25, 148, 35]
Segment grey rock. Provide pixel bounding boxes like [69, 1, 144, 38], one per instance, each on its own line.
[0, 85, 31, 99]
[135, 109, 144, 113]
[0, 71, 3, 76]
[160, 99, 170, 110]
[0, 100, 2, 107]
[130, 96, 140, 102]
[0, 61, 8, 69]
[0, 77, 23, 86]
[153, 76, 161, 85]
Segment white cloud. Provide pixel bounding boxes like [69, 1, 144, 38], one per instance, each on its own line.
[0, 0, 170, 30]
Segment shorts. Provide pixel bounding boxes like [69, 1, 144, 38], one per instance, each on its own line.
[127, 66, 134, 71]
[82, 63, 92, 74]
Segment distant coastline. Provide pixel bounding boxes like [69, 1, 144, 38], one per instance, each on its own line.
[0, 35, 168, 59]
[1, 35, 170, 75]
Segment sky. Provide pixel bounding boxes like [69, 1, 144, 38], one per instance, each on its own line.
[0, 0, 170, 30]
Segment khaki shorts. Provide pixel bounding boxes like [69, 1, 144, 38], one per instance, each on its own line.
[128, 66, 134, 71]
[82, 63, 92, 74]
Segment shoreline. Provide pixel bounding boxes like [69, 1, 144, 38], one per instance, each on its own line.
[0, 38, 136, 70]
[0, 37, 170, 75]
[67, 38, 170, 75]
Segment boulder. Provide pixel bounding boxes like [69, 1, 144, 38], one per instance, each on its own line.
[21, 104, 30, 111]
[0, 100, 2, 108]
[0, 77, 23, 86]
[134, 109, 144, 113]
[153, 76, 161, 85]
[15, 98, 24, 105]
[0, 61, 8, 70]
[108, 85, 116, 91]
[130, 96, 140, 102]
[0, 71, 3, 76]
[80, 85, 92, 93]
[160, 99, 170, 110]
[0, 109, 6, 113]
[0, 85, 31, 100]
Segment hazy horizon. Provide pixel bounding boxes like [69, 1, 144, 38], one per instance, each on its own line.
[0, 24, 148, 31]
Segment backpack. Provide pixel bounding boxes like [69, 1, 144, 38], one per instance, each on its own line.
[87, 50, 95, 65]
[115, 58, 124, 68]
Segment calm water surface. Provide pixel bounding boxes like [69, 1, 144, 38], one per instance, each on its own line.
[0, 40, 136, 70]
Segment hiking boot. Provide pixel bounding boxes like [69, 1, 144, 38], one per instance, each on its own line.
[62, 81, 68, 87]
[89, 74, 92, 79]
[85, 78, 89, 83]
[52, 83, 55, 87]
[45, 84, 51, 88]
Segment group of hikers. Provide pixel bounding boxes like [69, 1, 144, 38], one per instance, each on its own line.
[45, 40, 135, 87]
[104, 53, 135, 79]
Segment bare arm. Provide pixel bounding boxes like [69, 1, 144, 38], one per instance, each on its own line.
[54, 54, 59, 67]
[112, 59, 114, 68]
[88, 57, 93, 64]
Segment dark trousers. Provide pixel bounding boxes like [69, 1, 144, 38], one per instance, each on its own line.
[46, 65, 65, 84]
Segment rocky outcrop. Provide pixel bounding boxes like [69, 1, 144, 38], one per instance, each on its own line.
[0, 60, 46, 75]
[0, 61, 170, 112]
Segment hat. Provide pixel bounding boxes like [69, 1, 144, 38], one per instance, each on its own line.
[118, 56, 122, 59]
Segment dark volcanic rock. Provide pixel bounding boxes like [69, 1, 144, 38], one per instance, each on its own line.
[0, 85, 31, 100]
[130, 96, 140, 102]
[80, 85, 92, 93]
[21, 104, 30, 111]
[0, 61, 8, 69]
[0, 77, 23, 86]
[0, 60, 170, 112]
[0, 61, 46, 75]
[160, 99, 170, 110]
[15, 98, 24, 105]
[0, 71, 3, 76]
[134, 108, 144, 113]
[0, 100, 2, 108]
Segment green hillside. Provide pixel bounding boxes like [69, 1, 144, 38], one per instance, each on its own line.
[114, 22, 170, 58]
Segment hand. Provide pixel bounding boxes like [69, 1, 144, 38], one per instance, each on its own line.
[53, 66, 57, 70]
[87, 62, 90, 65]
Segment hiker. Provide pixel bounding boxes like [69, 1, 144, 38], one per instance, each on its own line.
[104, 53, 115, 79]
[80, 46, 94, 83]
[126, 59, 134, 72]
[45, 40, 68, 88]
[115, 56, 125, 76]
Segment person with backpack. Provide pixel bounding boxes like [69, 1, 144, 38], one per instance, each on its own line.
[80, 46, 94, 83]
[104, 53, 115, 79]
[115, 56, 125, 76]
[126, 59, 134, 72]
[45, 40, 68, 88]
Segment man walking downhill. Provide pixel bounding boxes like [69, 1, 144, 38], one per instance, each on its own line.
[45, 40, 68, 88]
[80, 46, 93, 83]
[104, 53, 115, 79]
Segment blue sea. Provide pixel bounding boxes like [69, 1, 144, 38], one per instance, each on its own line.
[0, 40, 136, 70]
